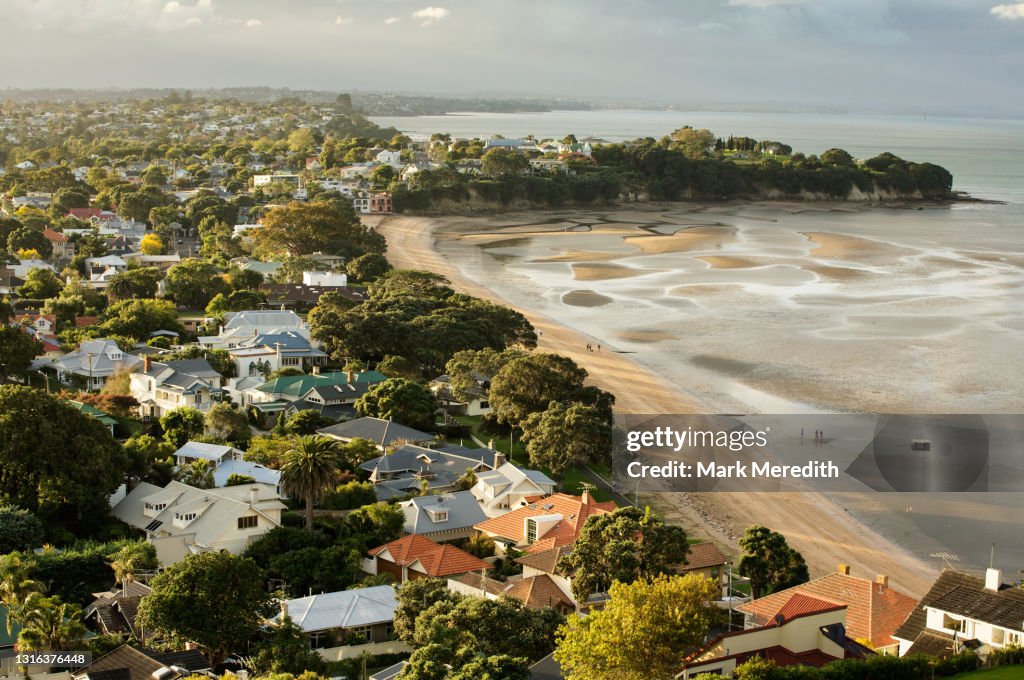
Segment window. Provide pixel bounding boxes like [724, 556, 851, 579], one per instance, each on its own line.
[176, 512, 197, 522]
[237, 515, 258, 529]
[992, 628, 1005, 645]
[526, 518, 537, 544]
[1009, 631, 1023, 645]
[433, 511, 448, 522]
[309, 631, 328, 649]
[942, 614, 966, 633]
[145, 502, 167, 511]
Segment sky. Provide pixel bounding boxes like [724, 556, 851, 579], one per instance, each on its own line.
[2, 0, 1023, 117]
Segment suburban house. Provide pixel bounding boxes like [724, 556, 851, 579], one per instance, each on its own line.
[198, 309, 310, 350]
[260, 280, 364, 311]
[678, 593, 874, 678]
[173, 441, 243, 467]
[43, 228, 72, 259]
[71, 645, 211, 680]
[512, 545, 609, 613]
[399, 490, 487, 542]
[68, 400, 119, 436]
[677, 542, 730, 596]
[130, 357, 223, 418]
[54, 338, 142, 391]
[359, 443, 493, 500]
[430, 374, 491, 416]
[283, 374, 385, 421]
[271, 586, 409, 661]
[227, 330, 329, 377]
[83, 581, 153, 641]
[366, 534, 490, 584]
[471, 458, 558, 517]
[246, 370, 385, 423]
[737, 564, 918, 654]
[320, 417, 435, 451]
[474, 491, 617, 555]
[448, 571, 576, 616]
[112, 481, 285, 565]
[0, 267, 24, 296]
[892, 568, 1024, 659]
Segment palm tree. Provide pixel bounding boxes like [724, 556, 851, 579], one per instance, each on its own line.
[178, 458, 215, 489]
[107, 544, 155, 593]
[105, 271, 136, 302]
[280, 435, 344, 530]
[15, 593, 88, 653]
[0, 555, 42, 634]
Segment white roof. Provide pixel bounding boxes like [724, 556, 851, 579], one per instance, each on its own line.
[277, 586, 399, 632]
[213, 459, 281, 487]
[175, 441, 241, 462]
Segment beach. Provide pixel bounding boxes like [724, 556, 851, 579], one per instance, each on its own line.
[367, 208, 1012, 597]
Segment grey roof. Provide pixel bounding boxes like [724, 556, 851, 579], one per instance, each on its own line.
[222, 310, 305, 330]
[245, 331, 313, 350]
[369, 661, 408, 680]
[274, 586, 399, 633]
[318, 417, 433, 447]
[529, 652, 564, 680]
[361, 444, 492, 500]
[894, 570, 1024, 642]
[174, 441, 241, 463]
[401, 490, 487, 534]
[54, 339, 141, 377]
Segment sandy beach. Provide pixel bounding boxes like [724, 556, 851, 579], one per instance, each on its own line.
[370, 212, 943, 596]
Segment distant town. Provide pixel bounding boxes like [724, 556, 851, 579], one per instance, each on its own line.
[0, 91, 1019, 680]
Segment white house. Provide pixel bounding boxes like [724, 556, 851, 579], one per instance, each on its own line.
[53, 339, 141, 391]
[270, 586, 409, 661]
[130, 356, 223, 418]
[112, 481, 286, 565]
[174, 441, 243, 467]
[199, 310, 310, 350]
[893, 568, 1024, 658]
[375, 150, 403, 169]
[302, 270, 348, 287]
[212, 459, 282, 494]
[471, 459, 557, 517]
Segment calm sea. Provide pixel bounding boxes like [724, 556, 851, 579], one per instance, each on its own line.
[371, 109, 1024, 204]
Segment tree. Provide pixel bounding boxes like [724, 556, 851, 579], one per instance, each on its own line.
[107, 542, 157, 587]
[345, 252, 391, 282]
[204, 402, 251, 442]
[393, 577, 458, 643]
[177, 459, 215, 489]
[444, 347, 526, 403]
[139, 233, 163, 255]
[19, 267, 63, 299]
[557, 506, 690, 602]
[346, 502, 405, 548]
[287, 128, 317, 155]
[48, 188, 90, 218]
[0, 326, 42, 382]
[369, 164, 396, 189]
[821, 148, 856, 167]
[354, 378, 438, 430]
[489, 354, 590, 427]
[160, 407, 206, 448]
[105, 267, 162, 302]
[0, 387, 128, 530]
[252, 616, 327, 677]
[283, 410, 335, 436]
[163, 259, 226, 308]
[448, 655, 530, 680]
[280, 435, 344, 530]
[520, 401, 611, 474]
[0, 506, 45, 554]
[737, 525, 809, 599]
[15, 593, 89, 653]
[101, 298, 182, 340]
[555, 574, 721, 680]
[7, 227, 52, 259]
[481, 148, 529, 178]
[252, 200, 385, 259]
[136, 551, 273, 666]
[669, 127, 716, 159]
[0, 554, 43, 628]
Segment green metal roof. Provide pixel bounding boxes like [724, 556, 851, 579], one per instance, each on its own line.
[69, 400, 119, 427]
[257, 371, 386, 397]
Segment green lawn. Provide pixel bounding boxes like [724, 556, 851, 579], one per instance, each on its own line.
[953, 668, 1024, 679]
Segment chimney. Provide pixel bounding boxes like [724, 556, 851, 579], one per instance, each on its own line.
[280, 600, 289, 619]
[249, 486, 259, 505]
[875, 574, 889, 588]
[838, 563, 850, 576]
[312, 364, 320, 375]
[985, 568, 1002, 592]
[144, 355, 152, 372]
[581, 490, 591, 505]
[347, 368, 355, 384]
[487, 439, 494, 451]
[493, 451, 506, 469]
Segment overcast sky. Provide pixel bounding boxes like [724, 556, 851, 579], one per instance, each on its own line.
[3, 0, 1022, 116]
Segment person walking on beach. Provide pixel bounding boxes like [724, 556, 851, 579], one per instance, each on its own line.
[597, 344, 601, 351]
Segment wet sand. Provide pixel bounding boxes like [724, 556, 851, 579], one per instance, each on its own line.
[370, 211, 951, 596]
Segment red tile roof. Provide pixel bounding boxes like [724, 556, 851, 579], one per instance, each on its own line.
[75, 315, 100, 328]
[681, 542, 728, 571]
[768, 593, 846, 625]
[68, 207, 102, 220]
[474, 493, 617, 554]
[503, 574, 574, 610]
[369, 534, 489, 577]
[738, 569, 917, 648]
[43, 228, 67, 242]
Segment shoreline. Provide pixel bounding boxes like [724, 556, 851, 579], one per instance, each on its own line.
[370, 210, 939, 596]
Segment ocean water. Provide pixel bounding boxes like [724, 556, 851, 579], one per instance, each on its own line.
[381, 110, 1024, 574]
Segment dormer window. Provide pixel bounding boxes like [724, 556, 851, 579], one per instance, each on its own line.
[175, 512, 197, 522]
[110, 352, 122, 361]
[430, 511, 448, 522]
[145, 502, 167, 511]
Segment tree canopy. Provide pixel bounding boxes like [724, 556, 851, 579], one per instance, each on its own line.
[354, 378, 438, 430]
[737, 525, 809, 599]
[252, 200, 385, 259]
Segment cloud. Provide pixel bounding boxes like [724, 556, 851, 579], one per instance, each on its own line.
[991, 3, 1024, 19]
[335, 15, 353, 25]
[412, 6, 450, 26]
[384, 16, 401, 24]
[245, 18, 262, 28]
